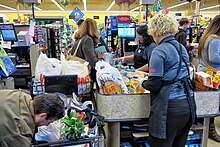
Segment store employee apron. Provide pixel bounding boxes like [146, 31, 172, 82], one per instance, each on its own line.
[149, 81, 174, 139]
[133, 45, 147, 69]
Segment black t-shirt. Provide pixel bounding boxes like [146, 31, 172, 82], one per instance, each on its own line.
[133, 45, 148, 69]
[175, 28, 187, 48]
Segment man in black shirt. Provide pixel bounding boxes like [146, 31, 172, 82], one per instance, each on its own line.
[175, 18, 189, 48]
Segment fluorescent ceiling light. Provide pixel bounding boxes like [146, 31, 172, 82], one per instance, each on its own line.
[83, 0, 87, 11]
[168, 0, 196, 10]
[0, 4, 16, 10]
[51, 0, 64, 11]
[200, 11, 220, 14]
[130, 5, 142, 12]
[0, 10, 216, 14]
[34, 6, 42, 11]
[200, 4, 220, 11]
[106, 0, 115, 11]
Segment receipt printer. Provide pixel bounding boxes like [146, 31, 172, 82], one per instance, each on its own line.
[17, 31, 29, 46]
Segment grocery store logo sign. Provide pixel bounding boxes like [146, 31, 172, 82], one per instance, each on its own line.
[118, 16, 130, 24]
[69, 7, 84, 24]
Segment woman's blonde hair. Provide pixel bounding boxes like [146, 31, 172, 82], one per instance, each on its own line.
[75, 18, 99, 45]
[148, 13, 178, 36]
[198, 15, 220, 58]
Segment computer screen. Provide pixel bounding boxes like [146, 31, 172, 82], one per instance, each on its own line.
[186, 28, 191, 35]
[44, 75, 78, 96]
[0, 17, 4, 23]
[118, 27, 136, 39]
[14, 25, 29, 35]
[0, 24, 17, 41]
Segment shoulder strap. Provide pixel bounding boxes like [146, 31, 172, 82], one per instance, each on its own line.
[67, 39, 82, 56]
[73, 39, 82, 56]
[167, 41, 191, 79]
[173, 43, 183, 81]
[164, 41, 183, 82]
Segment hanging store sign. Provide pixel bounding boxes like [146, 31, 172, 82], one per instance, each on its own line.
[93, 16, 99, 19]
[69, 7, 84, 24]
[118, 15, 130, 24]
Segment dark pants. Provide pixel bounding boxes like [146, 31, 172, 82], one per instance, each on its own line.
[150, 99, 192, 147]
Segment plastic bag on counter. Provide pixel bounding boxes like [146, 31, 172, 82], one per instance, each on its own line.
[35, 52, 62, 82]
[0, 46, 16, 77]
[61, 53, 91, 95]
[95, 60, 128, 94]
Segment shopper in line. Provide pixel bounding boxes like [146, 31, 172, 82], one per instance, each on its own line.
[0, 90, 65, 147]
[118, 25, 156, 71]
[70, 18, 104, 105]
[72, 19, 84, 42]
[175, 18, 189, 48]
[140, 13, 196, 147]
[70, 18, 104, 79]
[77, 19, 84, 28]
[197, 15, 220, 142]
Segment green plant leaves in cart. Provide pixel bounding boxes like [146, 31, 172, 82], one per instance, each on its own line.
[61, 110, 85, 140]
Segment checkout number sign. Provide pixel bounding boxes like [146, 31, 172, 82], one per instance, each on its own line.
[69, 7, 84, 24]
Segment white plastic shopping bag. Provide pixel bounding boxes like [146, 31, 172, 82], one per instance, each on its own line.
[35, 53, 62, 81]
[60, 53, 91, 95]
[95, 60, 128, 94]
[60, 53, 89, 78]
[35, 120, 62, 142]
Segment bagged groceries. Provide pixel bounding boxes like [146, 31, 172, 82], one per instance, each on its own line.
[61, 53, 89, 78]
[35, 53, 91, 95]
[61, 53, 91, 95]
[35, 52, 62, 82]
[95, 60, 128, 94]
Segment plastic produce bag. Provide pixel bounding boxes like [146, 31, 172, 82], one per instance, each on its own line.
[35, 120, 62, 142]
[35, 52, 62, 81]
[95, 60, 128, 94]
[0, 46, 16, 77]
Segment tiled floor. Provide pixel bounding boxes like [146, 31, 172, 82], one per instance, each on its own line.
[207, 116, 220, 147]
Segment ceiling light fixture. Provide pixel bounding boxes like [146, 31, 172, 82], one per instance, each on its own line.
[130, 5, 142, 12]
[0, 4, 16, 11]
[83, 0, 87, 11]
[167, 0, 196, 10]
[106, 0, 115, 11]
[0, 10, 217, 14]
[51, 0, 64, 11]
[34, 6, 42, 11]
[200, 4, 220, 11]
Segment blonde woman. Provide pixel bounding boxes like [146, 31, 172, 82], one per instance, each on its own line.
[140, 13, 196, 147]
[197, 15, 220, 142]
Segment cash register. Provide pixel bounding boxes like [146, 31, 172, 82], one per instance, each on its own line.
[0, 24, 31, 88]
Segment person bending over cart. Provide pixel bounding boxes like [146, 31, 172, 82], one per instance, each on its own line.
[0, 90, 65, 147]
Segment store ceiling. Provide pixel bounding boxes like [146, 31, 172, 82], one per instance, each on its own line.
[0, 0, 219, 12]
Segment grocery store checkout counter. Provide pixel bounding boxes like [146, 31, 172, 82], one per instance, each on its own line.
[96, 91, 220, 147]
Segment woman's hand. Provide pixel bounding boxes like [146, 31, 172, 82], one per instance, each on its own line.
[118, 56, 126, 62]
[98, 51, 105, 59]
